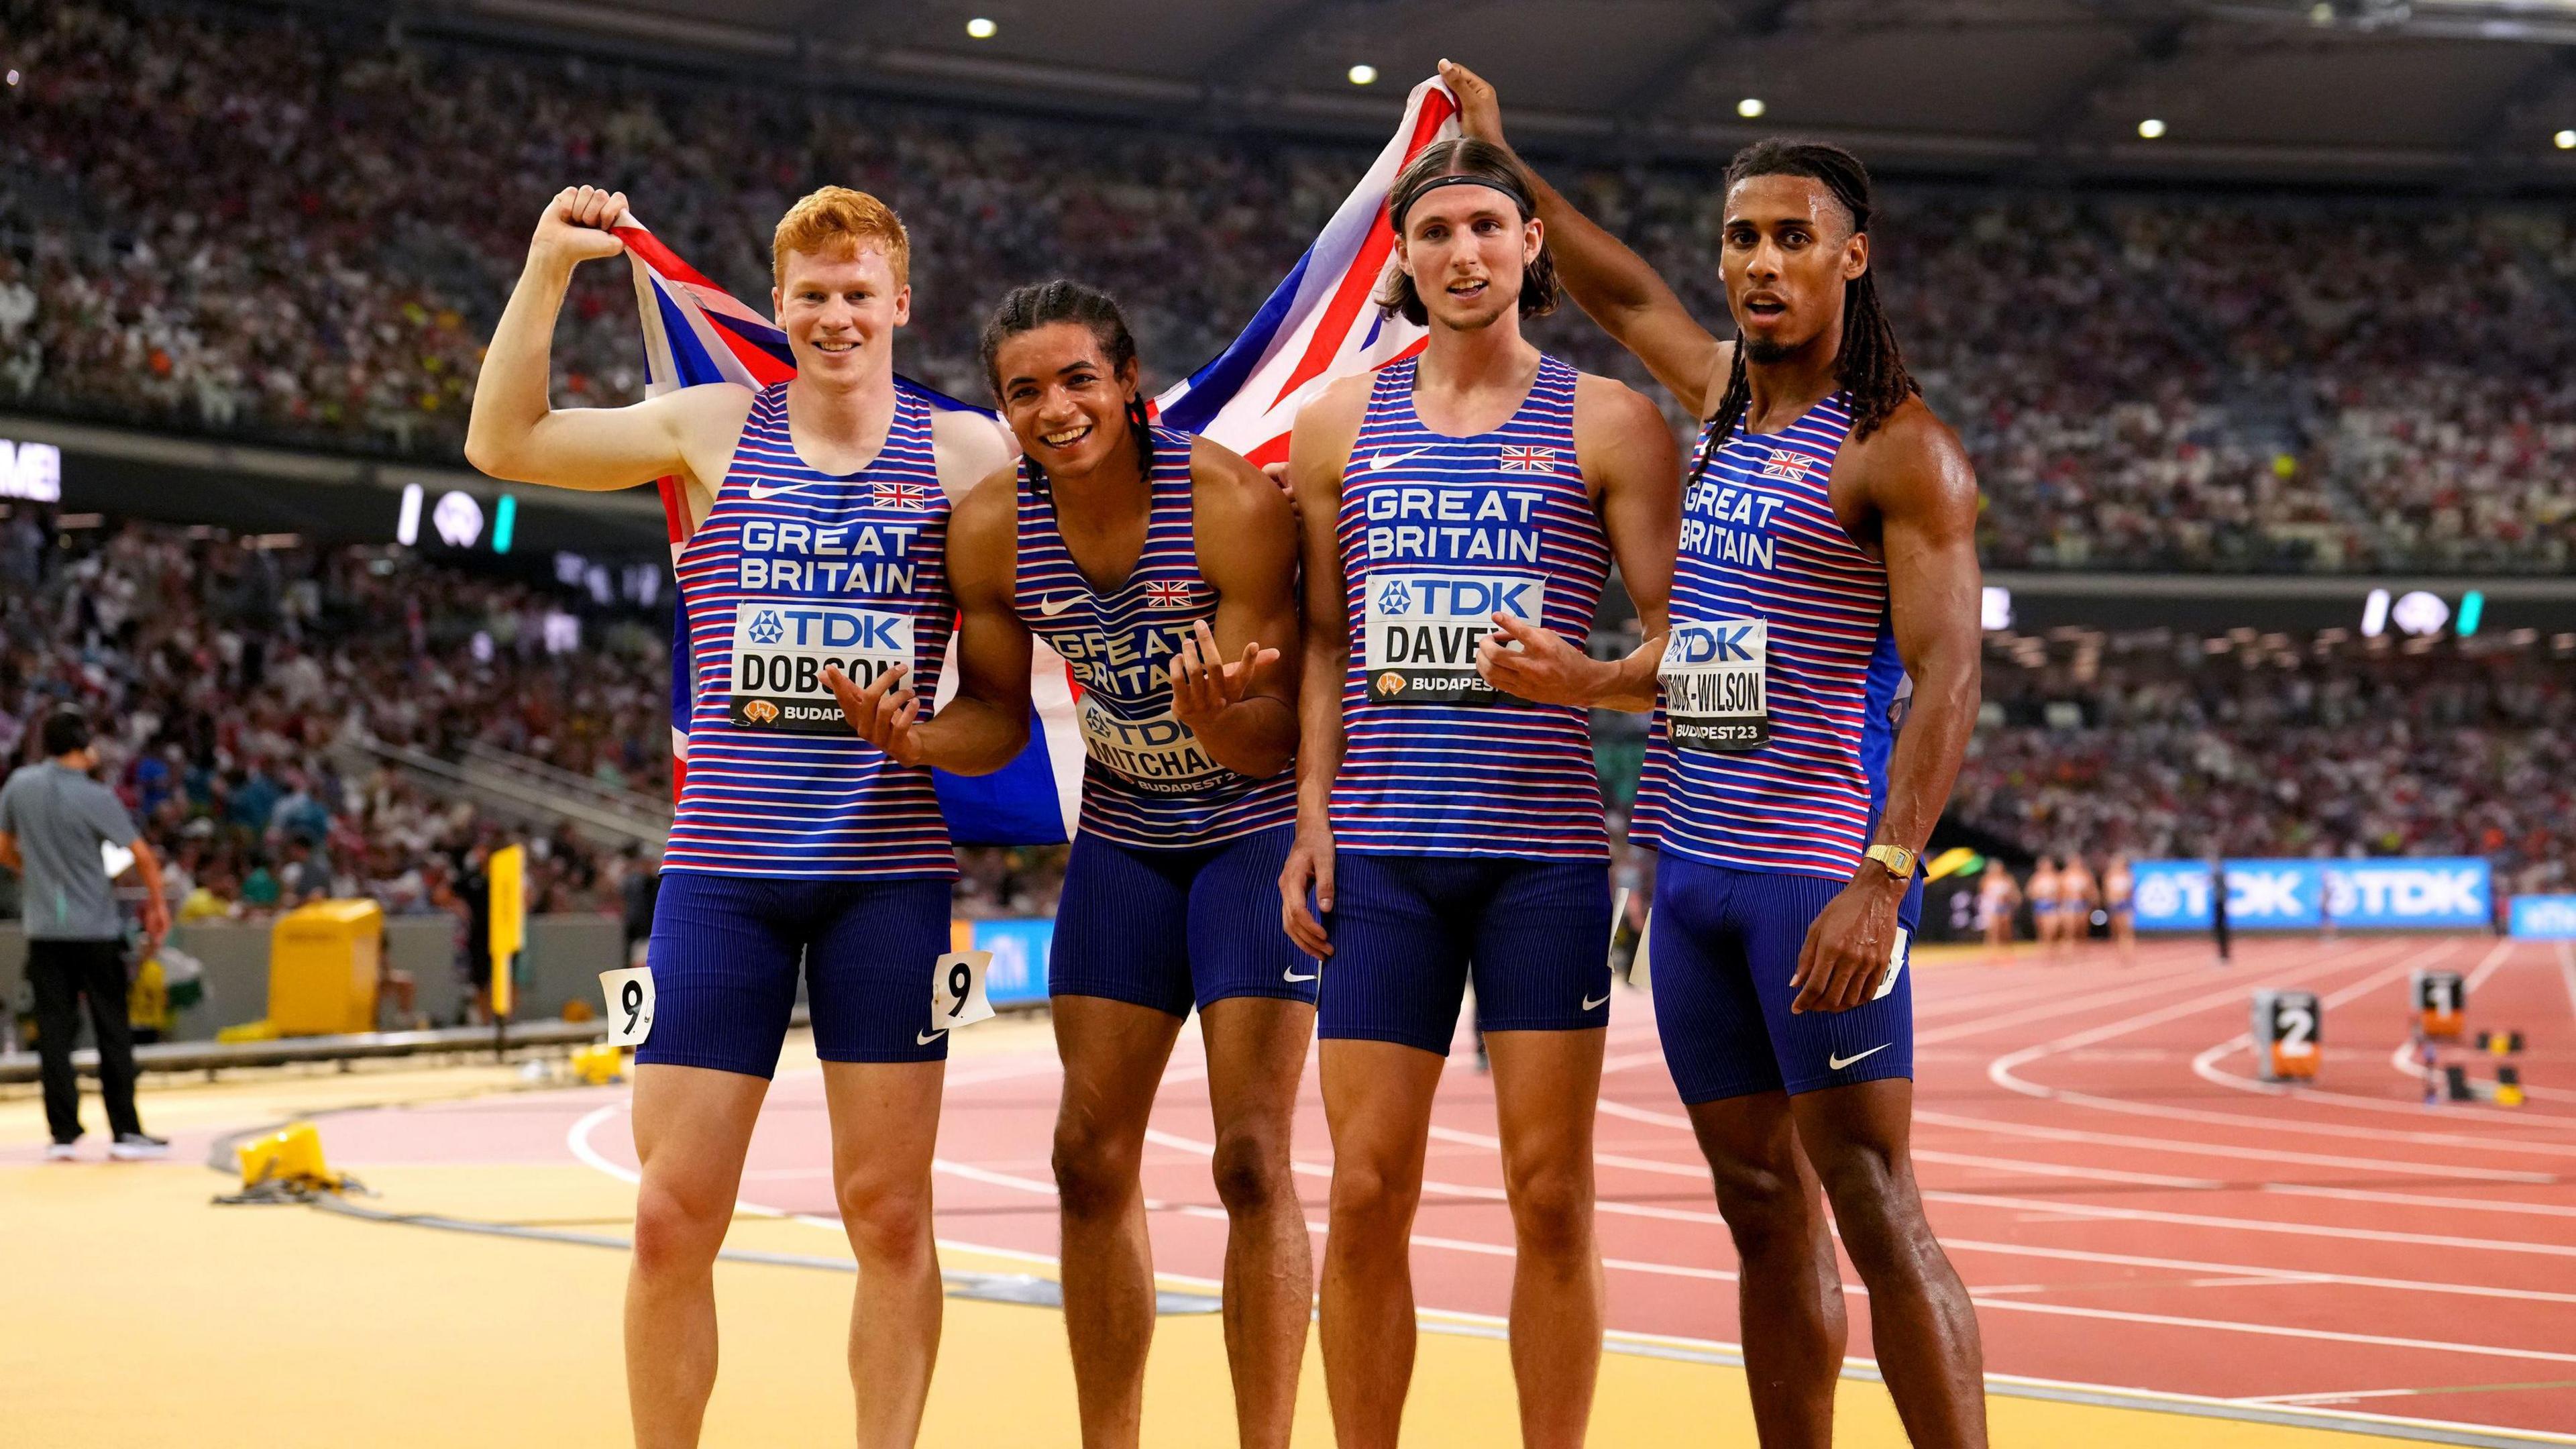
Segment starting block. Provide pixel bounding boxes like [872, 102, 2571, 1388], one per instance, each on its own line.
[2412, 968, 2465, 1040]
[234, 1120, 342, 1194]
[2253, 989, 2322, 1082]
[2477, 1030, 2526, 1055]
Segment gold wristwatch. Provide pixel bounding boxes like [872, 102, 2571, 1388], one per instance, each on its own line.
[1862, 843, 1918, 881]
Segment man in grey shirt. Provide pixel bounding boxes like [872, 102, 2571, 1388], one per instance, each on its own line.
[0, 708, 170, 1160]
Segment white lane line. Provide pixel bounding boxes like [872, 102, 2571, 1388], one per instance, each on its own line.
[1914, 1108, 2557, 1184]
[2467, 938, 2523, 991]
[1597, 1097, 2225, 1189]
[1986, 940, 2399, 1097]
[1440, 1121, 2576, 1305]
[2010, 1087, 2576, 1156]
[2259, 1182, 2576, 1222]
[1918, 944, 2355, 1047]
[566, 1077, 2576, 1421]
[1922, 1189, 2576, 1259]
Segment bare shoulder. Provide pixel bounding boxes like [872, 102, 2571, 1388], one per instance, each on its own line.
[1187, 434, 1293, 532]
[668, 380, 759, 468]
[1571, 370, 1668, 433]
[945, 460, 1022, 596]
[1846, 394, 1976, 515]
[1288, 373, 1371, 455]
[931, 407, 1018, 501]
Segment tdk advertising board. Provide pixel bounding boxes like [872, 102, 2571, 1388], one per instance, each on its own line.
[2130, 858, 2490, 931]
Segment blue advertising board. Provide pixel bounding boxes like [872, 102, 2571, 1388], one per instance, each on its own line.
[2509, 896, 2576, 941]
[2131, 858, 2489, 932]
[963, 918, 1055, 1007]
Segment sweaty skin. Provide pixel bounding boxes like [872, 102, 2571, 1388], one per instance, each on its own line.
[1446, 57, 1991, 1449]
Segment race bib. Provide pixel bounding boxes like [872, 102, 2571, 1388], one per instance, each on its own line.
[1362, 570, 1546, 704]
[1077, 694, 1226, 794]
[1875, 927, 1909, 1002]
[1661, 619, 1769, 751]
[599, 966, 655, 1047]
[931, 950, 996, 1032]
[726, 602, 914, 734]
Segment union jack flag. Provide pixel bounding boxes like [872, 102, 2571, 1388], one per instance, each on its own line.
[1762, 449, 1817, 483]
[1499, 446, 1563, 474]
[617, 76, 1460, 844]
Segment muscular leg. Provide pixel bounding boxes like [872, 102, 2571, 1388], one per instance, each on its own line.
[1684, 1091, 1845, 1448]
[1197, 997, 1318, 1449]
[1051, 995, 1186, 1449]
[823, 1059, 950, 1449]
[1792, 1079, 1988, 1449]
[1317, 1038, 1445, 1449]
[1485, 1028, 1607, 1449]
[626, 1063, 769, 1449]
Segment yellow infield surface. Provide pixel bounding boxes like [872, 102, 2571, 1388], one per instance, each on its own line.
[0, 1002, 2485, 1449]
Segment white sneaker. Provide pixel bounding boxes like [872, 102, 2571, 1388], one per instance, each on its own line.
[108, 1133, 169, 1161]
[44, 1141, 78, 1163]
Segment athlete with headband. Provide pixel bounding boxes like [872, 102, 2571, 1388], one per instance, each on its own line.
[832, 280, 1313, 1449]
[1280, 138, 1679, 1447]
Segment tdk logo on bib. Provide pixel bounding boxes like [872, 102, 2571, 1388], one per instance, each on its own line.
[1363, 570, 1546, 704]
[1661, 619, 1768, 751]
[1077, 695, 1226, 794]
[728, 604, 913, 734]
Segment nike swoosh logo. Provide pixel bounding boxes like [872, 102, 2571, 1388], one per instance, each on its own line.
[916, 1028, 948, 1045]
[1366, 447, 1434, 473]
[1827, 1044, 1890, 1071]
[1582, 993, 1609, 1011]
[1038, 594, 1080, 617]
[743, 480, 819, 502]
[1284, 969, 1319, 983]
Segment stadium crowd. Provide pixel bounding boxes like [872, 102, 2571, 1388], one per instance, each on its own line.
[5, 0, 2576, 572]
[1951, 631, 2576, 900]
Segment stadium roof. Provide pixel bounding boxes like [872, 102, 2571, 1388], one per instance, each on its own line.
[347, 0, 2576, 186]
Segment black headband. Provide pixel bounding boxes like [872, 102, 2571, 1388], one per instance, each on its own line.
[1390, 172, 1532, 231]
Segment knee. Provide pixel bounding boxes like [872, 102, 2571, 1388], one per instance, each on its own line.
[1208, 1124, 1293, 1218]
[1808, 1144, 1924, 1267]
[1328, 1157, 1420, 1242]
[1051, 1116, 1138, 1223]
[631, 1179, 731, 1279]
[1707, 1157, 1817, 1261]
[837, 1169, 932, 1262]
[1503, 1161, 1593, 1260]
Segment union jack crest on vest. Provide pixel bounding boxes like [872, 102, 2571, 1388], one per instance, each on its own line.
[1144, 580, 1195, 608]
[873, 480, 932, 508]
[1499, 445, 1564, 474]
[1761, 448, 1816, 483]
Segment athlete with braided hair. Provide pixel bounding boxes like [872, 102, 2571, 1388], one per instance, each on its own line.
[1447, 60, 1990, 1449]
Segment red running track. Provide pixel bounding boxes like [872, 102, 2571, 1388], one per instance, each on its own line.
[335, 933, 2576, 1440]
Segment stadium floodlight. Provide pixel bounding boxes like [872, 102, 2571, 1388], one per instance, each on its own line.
[2557, 129, 2576, 150]
[0, 438, 63, 502]
[431, 489, 484, 549]
[396, 482, 424, 545]
[1737, 97, 1766, 119]
[2138, 118, 2167, 140]
[1348, 64, 1379, 86]
[2390, 590, 2450, 637]
[965, 17, 996, 40]
[5, 69, 18, 87]
[2360, 586, 2390, 637]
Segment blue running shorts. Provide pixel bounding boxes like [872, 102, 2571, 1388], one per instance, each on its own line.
[638, 869, 953, 1078]
[1649, 855, 1922, 1102]
[1049, 825, 1319, 1018]
[1316, 852, 1611, 1055]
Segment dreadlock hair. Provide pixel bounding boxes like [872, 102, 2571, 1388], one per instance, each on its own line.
[1375, 138, 1558, 325]
[1702, 139, 1919, 463]
[978, 279, 1152, 492]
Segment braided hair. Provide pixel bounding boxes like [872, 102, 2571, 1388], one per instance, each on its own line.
[978, 279, 1152, 492]
[1703, 140, 1918, 464]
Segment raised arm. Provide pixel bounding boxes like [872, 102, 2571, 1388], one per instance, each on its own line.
[464, 185, 751, 510]
[1171, 437, 1302, 780]
[1442, 60, 1728, 419]
[1790, 401, 1984, 1014]
[1476, 374, 1678, 711]
[828, 466, 1033, 775]
[1278, 376, 1367, 957]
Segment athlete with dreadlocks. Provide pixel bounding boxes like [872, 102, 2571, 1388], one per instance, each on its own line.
[830, 280, 1313, 1449]
[1446, 61, 1990, 1449]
